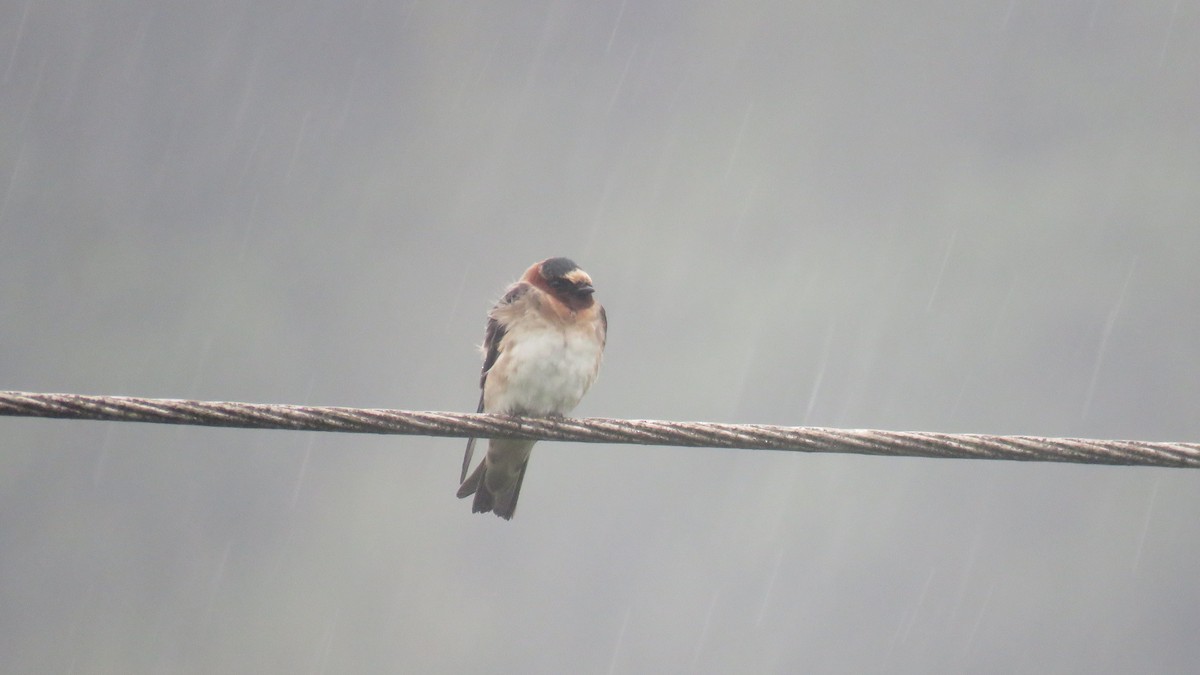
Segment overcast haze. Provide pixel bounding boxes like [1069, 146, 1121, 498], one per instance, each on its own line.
[2, 1, 1199, 673]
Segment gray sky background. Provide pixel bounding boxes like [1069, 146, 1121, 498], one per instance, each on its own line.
[2, 1, 1199, 673]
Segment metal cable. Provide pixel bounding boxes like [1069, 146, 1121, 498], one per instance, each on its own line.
[1, 390, 1197, 468]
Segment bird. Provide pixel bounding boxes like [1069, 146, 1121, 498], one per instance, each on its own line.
[456, 257, 607, 520]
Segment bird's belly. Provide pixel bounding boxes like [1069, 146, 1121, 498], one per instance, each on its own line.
[487, 329, 599, 416]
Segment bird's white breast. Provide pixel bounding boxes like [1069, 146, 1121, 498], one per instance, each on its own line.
[485, 316, 603, 416]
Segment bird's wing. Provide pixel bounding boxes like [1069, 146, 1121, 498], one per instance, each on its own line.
[459, 391, 484, 484]
[460, 282, 533, 484]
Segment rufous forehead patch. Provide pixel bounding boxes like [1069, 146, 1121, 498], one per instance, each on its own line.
[564, 269, 593, 285]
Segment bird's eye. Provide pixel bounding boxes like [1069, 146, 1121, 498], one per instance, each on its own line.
[550, 278, 570, 289]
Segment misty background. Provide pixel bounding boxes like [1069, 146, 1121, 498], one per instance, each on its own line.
[2, 1, 1199, 672]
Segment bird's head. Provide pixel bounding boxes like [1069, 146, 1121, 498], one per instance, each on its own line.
[527, 257, 596, 310]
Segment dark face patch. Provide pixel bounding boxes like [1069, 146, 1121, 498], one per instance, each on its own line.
[537, 258, 595, 310]
[539, 257, 579, 280]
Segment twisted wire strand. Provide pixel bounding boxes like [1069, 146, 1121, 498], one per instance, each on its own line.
[1, 390, 1197, 468]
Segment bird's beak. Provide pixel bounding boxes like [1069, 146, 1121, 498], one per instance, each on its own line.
[576, 284, 595, 296]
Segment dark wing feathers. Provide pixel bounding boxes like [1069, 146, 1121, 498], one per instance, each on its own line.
[459, 282, 533, 486]
[479, 317, 504, 388]
[459, 391, 484, 484]
[479, 282, 531, 388]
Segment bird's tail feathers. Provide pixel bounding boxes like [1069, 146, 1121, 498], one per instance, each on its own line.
[456, 456, 529, 521]
[457, 460, 485, 499]
[460, 437, 478, 484]
[487, 461, 528, 520]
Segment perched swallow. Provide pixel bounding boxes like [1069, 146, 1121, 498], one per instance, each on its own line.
[456, 257, 607, 519]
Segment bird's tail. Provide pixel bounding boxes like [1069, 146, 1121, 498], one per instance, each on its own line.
[456, 460, 486, 500]
[456, 441, 533, 520]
